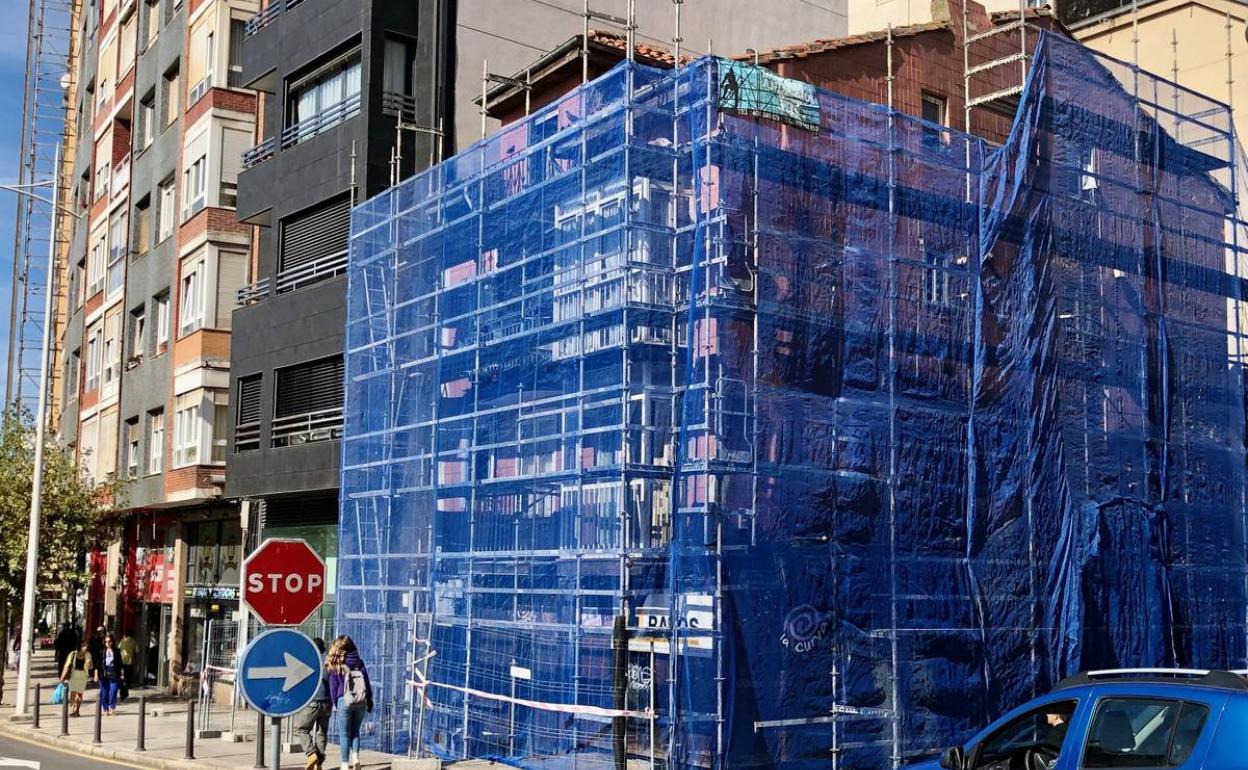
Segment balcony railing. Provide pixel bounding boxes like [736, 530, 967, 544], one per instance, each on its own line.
[280, 94, 361, 149]
[275, 250, 347, 294]
[235, 421, 260, 452]
[271, 407, 343, 448]
[236, 277, 271, 306]
[240, 136, 275, 169]
[244, 2, 283, 37]
[242, 137, 276, 169]
[381, 91, 417, 122]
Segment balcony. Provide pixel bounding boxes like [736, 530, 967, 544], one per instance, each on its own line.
[271, 407, 343, 448]
[280, 94, 361, 149]
[244, 2, 282, 37]
[381, 91, 417, 122]
[276, 250, 348, 295]
[241, 137, 276, 169]
[236, 277, 271, 306]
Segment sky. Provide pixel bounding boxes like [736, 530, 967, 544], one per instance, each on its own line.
[0, 2, 41, 399]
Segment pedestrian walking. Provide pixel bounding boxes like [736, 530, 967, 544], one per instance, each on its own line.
[117, 630, 138, 686]
[97, 633, 124, 715]
[87, 626, 105, 681]
[293, 638, 331, 770]
[53, 622, 76, 675]
[60, 640, 93, 717]
[326, 636, 372, 770]
[9, 625, 20, 671]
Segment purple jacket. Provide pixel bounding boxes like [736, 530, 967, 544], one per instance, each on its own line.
[327, 651, 373, 707]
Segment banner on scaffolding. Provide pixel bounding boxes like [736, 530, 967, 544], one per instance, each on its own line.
[717, 59, 820, 131]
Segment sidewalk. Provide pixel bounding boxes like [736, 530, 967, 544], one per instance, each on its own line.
[0, 649, 431, 770]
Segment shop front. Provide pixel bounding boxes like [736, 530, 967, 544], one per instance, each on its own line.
[180, 517, 242, 678]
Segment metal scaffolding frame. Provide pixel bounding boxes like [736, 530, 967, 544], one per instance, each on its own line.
[6, 0, 78, 420]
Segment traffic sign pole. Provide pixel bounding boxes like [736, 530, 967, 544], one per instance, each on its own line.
[270, 717, 281, 770]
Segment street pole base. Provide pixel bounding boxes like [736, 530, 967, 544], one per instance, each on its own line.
[6, 713, 32, 724]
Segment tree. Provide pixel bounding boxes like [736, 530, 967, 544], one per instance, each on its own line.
[0, 406, 123, 694]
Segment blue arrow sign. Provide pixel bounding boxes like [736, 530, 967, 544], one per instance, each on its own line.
[238, 628, 323, 718]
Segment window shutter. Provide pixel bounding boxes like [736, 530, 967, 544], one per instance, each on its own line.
[216, 251, 248, 327]
[275, 356, 344, 418]
[279, 194, 350, 273]
[237, 374, 262, 425]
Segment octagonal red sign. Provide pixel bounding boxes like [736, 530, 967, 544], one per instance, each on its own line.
[243, 538, 326, 626]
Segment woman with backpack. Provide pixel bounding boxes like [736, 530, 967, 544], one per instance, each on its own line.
[326, 636, 372, 770]
[60, 639, 93, 717]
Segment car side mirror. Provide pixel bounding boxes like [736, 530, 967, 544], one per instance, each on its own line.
[940, 746, 966, 770]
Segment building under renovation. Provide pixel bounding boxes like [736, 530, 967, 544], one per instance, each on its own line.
[337, 26, 1248, 770]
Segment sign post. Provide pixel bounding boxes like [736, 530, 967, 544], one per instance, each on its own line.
[240, 537, 326, 766]
[238, 629, 323, 770]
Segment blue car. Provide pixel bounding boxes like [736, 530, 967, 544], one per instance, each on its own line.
[910, 669, 1248, 770]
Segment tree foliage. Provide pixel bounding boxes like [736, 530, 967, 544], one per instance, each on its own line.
[0, 407, 123, 602]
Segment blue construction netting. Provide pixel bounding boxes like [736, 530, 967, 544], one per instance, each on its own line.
[339, 31, 1248, 769]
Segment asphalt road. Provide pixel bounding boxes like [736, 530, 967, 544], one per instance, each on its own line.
[0, 733, 125, 770]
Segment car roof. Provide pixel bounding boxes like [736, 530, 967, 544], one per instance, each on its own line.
[1054, 669, 1248, 693]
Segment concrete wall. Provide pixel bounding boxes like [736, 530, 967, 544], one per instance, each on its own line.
[454, 0, 849, 148]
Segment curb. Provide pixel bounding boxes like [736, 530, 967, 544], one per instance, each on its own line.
[0, 717, 216, 770]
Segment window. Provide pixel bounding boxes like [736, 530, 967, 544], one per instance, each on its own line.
[143, 0, 158, 46]
[174, 393, 201, 467]
[103, 310, 122, 387]
[124, 418, 140, 479]
[107, 211, 127, 296]
[182, 154, 206, 219]
[235, 374, 261, 452]
[382, 37, 416, 119]
[138, 91, 156, 150]
[128, 305, 146, 362]
[162, 63, 180, 128]
[273, 356, 344, 447]
[134, 195, 151, 256]
[154, 292, 170, 352]
[85, 326, 102, 391]
[921, 237, 956, 308]
[179, 255, 205, 336]
[1081, 699, 1209, 768]
[94, 138, 110, 201]
[279, 194, 350, 283]
[87, 232, 105, 295]
[157, 176, 176, 241]
[118, 13, 137, 74]
[285, 49, 362, 145]
[72, 260, 85, 309]
[227, 19, 244, 88]
[921, 92, 949, 147]
[219, 127, 248, 208]
[188, 21, 214, 102]
[972, 701, 1076, 770]
[922, 93, 946, 125]
[210, 391, 228, 463]
[66, 349, 80, 397]
[216, 251, 248, 327]
[147, 408, 164, 474]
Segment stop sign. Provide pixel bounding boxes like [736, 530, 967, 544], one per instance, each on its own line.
[242, 539, 326, 626]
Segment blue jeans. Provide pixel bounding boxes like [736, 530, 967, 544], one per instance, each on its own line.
[99, 679, 119, 712]
[336, 697, 365, 763]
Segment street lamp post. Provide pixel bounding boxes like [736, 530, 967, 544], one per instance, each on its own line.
[3, 144, 81, 716]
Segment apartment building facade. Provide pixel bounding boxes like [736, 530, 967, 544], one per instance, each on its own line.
[57, 0, 258, 689]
